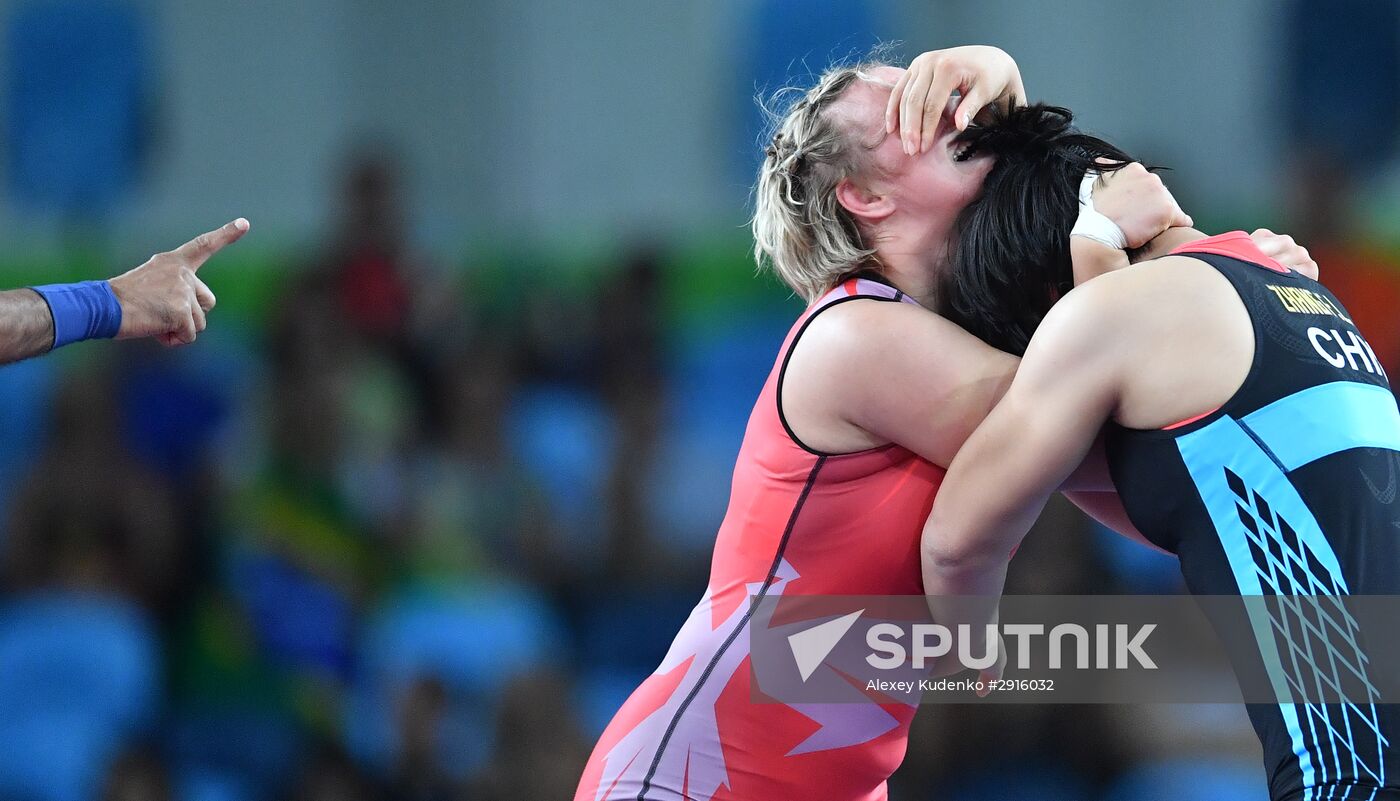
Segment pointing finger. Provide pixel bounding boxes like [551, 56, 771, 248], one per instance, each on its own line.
[175, 217, 251, 269]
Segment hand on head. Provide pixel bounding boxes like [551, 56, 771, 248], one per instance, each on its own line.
[1087, 161, 1193, 250]
[885, 46, 1025, 156]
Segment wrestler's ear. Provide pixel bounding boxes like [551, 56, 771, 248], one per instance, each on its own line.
[835, 178, 895, 223]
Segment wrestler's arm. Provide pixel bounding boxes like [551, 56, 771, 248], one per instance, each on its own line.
[1060, 224, 1316, 546]
[921, 277, 1132, 600]
[790, 291, 1154, 550]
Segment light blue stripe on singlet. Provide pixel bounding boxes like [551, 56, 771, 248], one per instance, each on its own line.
[1176, 380, 1400, 795]
[1177, 417, 1322, 789]
[1241, 381, 1400, 472]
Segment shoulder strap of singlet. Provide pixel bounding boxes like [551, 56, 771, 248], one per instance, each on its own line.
[775, 275, 923, 456]
[820, 273, 914, 307]
[1168, 230, 1291, 274]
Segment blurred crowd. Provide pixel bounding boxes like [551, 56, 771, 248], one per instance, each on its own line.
[0, 150, 661, 801]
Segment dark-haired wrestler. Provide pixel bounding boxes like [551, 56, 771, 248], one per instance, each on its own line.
[925, 104, 1399, 801]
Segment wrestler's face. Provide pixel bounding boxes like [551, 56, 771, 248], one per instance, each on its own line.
[833, 66, 996, 257]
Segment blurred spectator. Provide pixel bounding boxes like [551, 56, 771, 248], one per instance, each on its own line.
[597, 247, 673, 584]
[473, 670, 590, 801]
[1283, 0, 1400, 243]
[1298, 243, 1400, 381]
[171, 279, 374, 741]
[399, 336, 561, 588]
[384, 676, 454, 801]
[101, 745, 172, 801]
[323, 149, 416, 346]
[283, 742, 380, 801]
[316, 147, 467, 401]
[1281, 0, 1400, 379]
[596, 246, 666, 398]
[5, 371, 181, 613]
[113, 342, 241, 627]
[519, 281, 602, 389]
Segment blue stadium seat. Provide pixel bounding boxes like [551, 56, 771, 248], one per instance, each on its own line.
[360, 582, 559, 694]
[165, 709, 302, 798]
[576, 590, 696, 675]
[577, 666, 650, 738]
[0, 711, 119, 801]
[944, 762, 1091, 801]
[174, 767, 256, 801]
[648, 313, 789, 552]
[1106, 757, 1267, 801]
[0, 592, 158, 730]
[0, 592, 159, 801]
[506, 383, 616, 562]
[345, 581, 560, 776]
[7, 1, 149, 213]
[666, 313, 788, 435]
[0, 357, 57, 535]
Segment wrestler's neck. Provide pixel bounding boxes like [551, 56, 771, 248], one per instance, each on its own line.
[878, 260, 941, 307]
[864, 227, 950, 307]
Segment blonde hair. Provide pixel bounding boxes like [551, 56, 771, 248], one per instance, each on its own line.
[751, 58, 892, 303]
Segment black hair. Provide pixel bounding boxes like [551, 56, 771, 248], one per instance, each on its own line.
[940, 103, 1153, 355]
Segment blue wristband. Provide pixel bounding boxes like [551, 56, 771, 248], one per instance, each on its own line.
[30, 281, 123, 349]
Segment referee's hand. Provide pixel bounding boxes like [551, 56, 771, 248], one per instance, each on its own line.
[109, 218, 250, 346]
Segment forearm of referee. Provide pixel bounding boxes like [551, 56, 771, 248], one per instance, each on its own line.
[0, 288, 60, 364]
